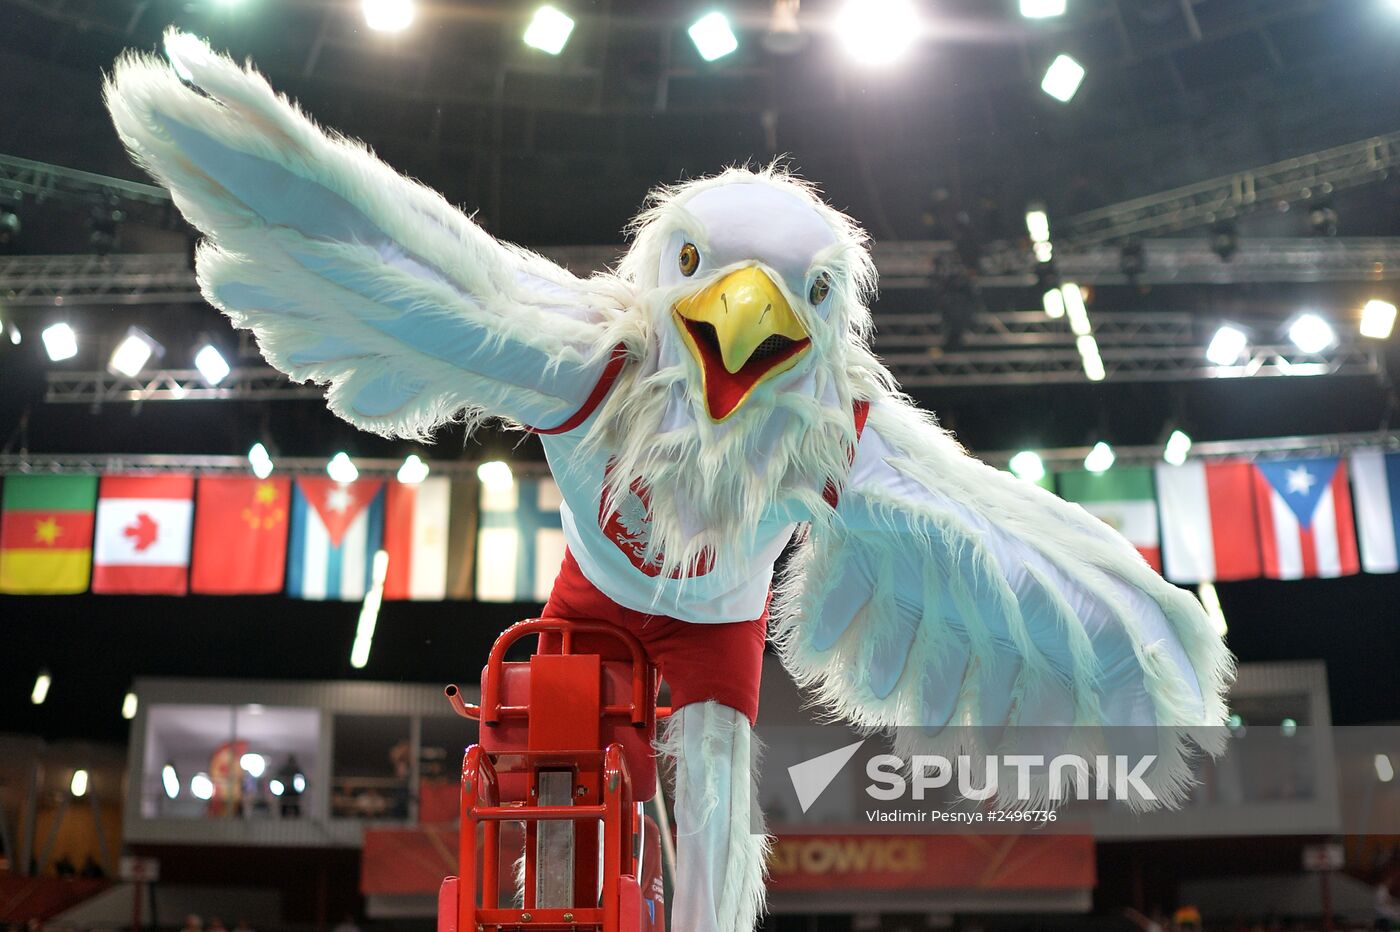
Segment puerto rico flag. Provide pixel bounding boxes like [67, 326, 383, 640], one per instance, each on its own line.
[1350, 450, 1400, 574]
[287, 477, 385, 600]
[1251, 457, 1359, 580]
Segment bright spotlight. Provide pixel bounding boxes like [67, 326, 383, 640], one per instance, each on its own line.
[1206, 325, 1248, 366]
[31, 670, 51, 705]
[70, 769, 89, 798]
[396, 454, 430, 485]
[327, 452, 359, 484]
[1042, 288, 1065, 319]
[1021, 0, 1066, 17]
[7, 323, 19, 345]
[42, 323, 78, 362]
[108, 327, 162, 378]
[350, 550, 390, 670]
[524, 5, 575, 55]
[1025, 206, 1050, 244]
[1084, 441, 1115, 474]
[1062, 283, 1090, 336]
[477, 459, 514, 491]
[248, 443, 274, 480]
[1077, 334, 1106, 381]
[1197, 582, 1227, 636]
[835, 0, 920, 67]
[190, 772, 215, 801]
[1288, 313, 1336, 354]
[1041, 54, 1085, 102]
[363, 0, 414, 32]
[122, 691, 139, 720]
[240, 753, 266, 778]
[689, 11, 739, 61]
[194, 344, 231, 385]
[1378, 754, 1395, 784]
[1360, 299, 1397, 340]
[1163, 429, 1192, 467]
[293, 772, 307, 794]
[162, 762, 180, 799]
[1009, 451, 1046, 483]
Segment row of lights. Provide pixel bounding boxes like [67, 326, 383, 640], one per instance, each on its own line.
[36, 322, 234, 384]
[160, 757, 306, 801]
[1205, 300, 1397, 369]
[32, 670, 141, 722]
[1026, 205, 1104, 381]
[1007, 428, 1193, 485]
[351, 0, 1088, 100]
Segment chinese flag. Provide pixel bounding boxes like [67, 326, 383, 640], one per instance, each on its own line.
[190, 476, 291, 595]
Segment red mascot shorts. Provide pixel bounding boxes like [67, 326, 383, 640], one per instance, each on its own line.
[538, 549, 767, 724]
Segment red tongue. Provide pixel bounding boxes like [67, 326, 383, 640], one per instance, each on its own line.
[682, 318, 809, 420]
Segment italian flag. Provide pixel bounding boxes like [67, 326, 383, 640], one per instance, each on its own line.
[0, 475, 98, 595]
[1057, 466, 1162, 572]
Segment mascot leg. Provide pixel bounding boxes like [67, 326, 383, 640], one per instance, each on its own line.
[663, 700, 771, 932]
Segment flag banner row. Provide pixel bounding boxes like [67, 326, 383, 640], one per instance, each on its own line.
[2, 452, 1399, 598]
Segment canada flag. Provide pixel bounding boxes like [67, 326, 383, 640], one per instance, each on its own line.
[92, 475, 195, 595]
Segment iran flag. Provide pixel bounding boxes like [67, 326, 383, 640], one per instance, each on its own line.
[92, 474, 195, 595]
[1155, 461, 1263, 584]
[1251, 456, 1359, 580]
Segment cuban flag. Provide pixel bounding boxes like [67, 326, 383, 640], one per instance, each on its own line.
[1251, 457, 1359, 580]
[287, 477, 386, 600]
[1350, 450, 1400, 574]
[476, 477, 565, 602]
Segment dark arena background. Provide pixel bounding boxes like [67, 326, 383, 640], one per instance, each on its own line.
[2, 1, 1400, 931]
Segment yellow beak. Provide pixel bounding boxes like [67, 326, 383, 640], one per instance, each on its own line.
[672, 267, 811, 421]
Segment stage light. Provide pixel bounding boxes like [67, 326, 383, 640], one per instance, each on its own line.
[1040, 54, 1085, 102]
[240, 753, 266, 778]
[1288, 313, 1335, 354]
[834, 0, 920, 67]
[31, 670, 51, 705]
[477, 459, 514, 490]
[122, 691, 139, 720]
[269, 779, 285, 797]
[1077, 335, 1106, 381]
[1197, 582, 1227, 636]
[0, 206, 19, 249]
[1227, 713, 1245, 736]
[1280, 717, 1297, 737]
[190, 772, 214, 801]
[524, 5, 575, 55]
[248, 443, 274, 479]
[108, 327, 162, 378]
[1163, 429, 1192, 467]
[363, 0, 414, 32]
[1206, 325, 1248, 366]
[396, 454, 429, 484]
[1062, 282, 1090, 336]
[688, 11, 738, 61]
[327, 452, 359, 484]
[1009, 451, 1046, 483]
[8, 323, 19, 345]
[1378, 754, 1395, 784]
[1032, 241, 1054, 264]
[350, 550, 390, 669]
[1042, 288, 1065, 319]
[293, 772, 307, 794]
[42, 323, 78, 362]
[162, 762, 180, 799]
[194, 343, 231, 385]
[1360, 299, 1397, 340]
[70, 769, 89, 798]
[1025, 205, 1050, 244]
[1084, 441, 1115, 474]
[1020, 0, 1066, 17]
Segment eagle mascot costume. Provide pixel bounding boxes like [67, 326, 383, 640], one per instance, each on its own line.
[106, 33, 1232, 932]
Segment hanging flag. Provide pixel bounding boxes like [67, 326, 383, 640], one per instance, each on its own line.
[1057, 467, 1161, 571]
[1155, 461, 1263, 584]
[92, 474, 195, 595]
[0, 475, 98, 595]
[1350, 450, 1400, 574]
[287, 477, 385, 600]
[190, 476, 292, 595]
[1251, 456, 1359, 580]
[476, 477, 565, 602]
[383, 477, 478, 601]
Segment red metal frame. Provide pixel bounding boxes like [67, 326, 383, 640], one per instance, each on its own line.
[439, 619, 666, 932]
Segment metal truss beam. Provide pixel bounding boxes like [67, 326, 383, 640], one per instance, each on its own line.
[8, 238, 1400, 310]
[1059, 132, 1400, 246]
[0, 153, 173, 223]
[5, 431, 1395, 478]
[43, 368, 324, 404]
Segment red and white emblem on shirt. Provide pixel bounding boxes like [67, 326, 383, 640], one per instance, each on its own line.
[599, 459, 712, 578]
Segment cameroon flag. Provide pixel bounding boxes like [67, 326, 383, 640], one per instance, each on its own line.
[0, 475, 99, 594]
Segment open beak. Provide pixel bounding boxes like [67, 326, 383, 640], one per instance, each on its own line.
[672, 267, 811, 421]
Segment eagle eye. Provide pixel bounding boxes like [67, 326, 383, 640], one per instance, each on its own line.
[678, 243, 700, 277]
[808, 272, 832, 305]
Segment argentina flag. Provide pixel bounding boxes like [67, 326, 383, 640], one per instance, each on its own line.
[287, 477, 386, 600]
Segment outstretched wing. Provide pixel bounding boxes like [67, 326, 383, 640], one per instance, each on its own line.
[105, 31, 630, 438]
[774, 397, 1234, 806]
